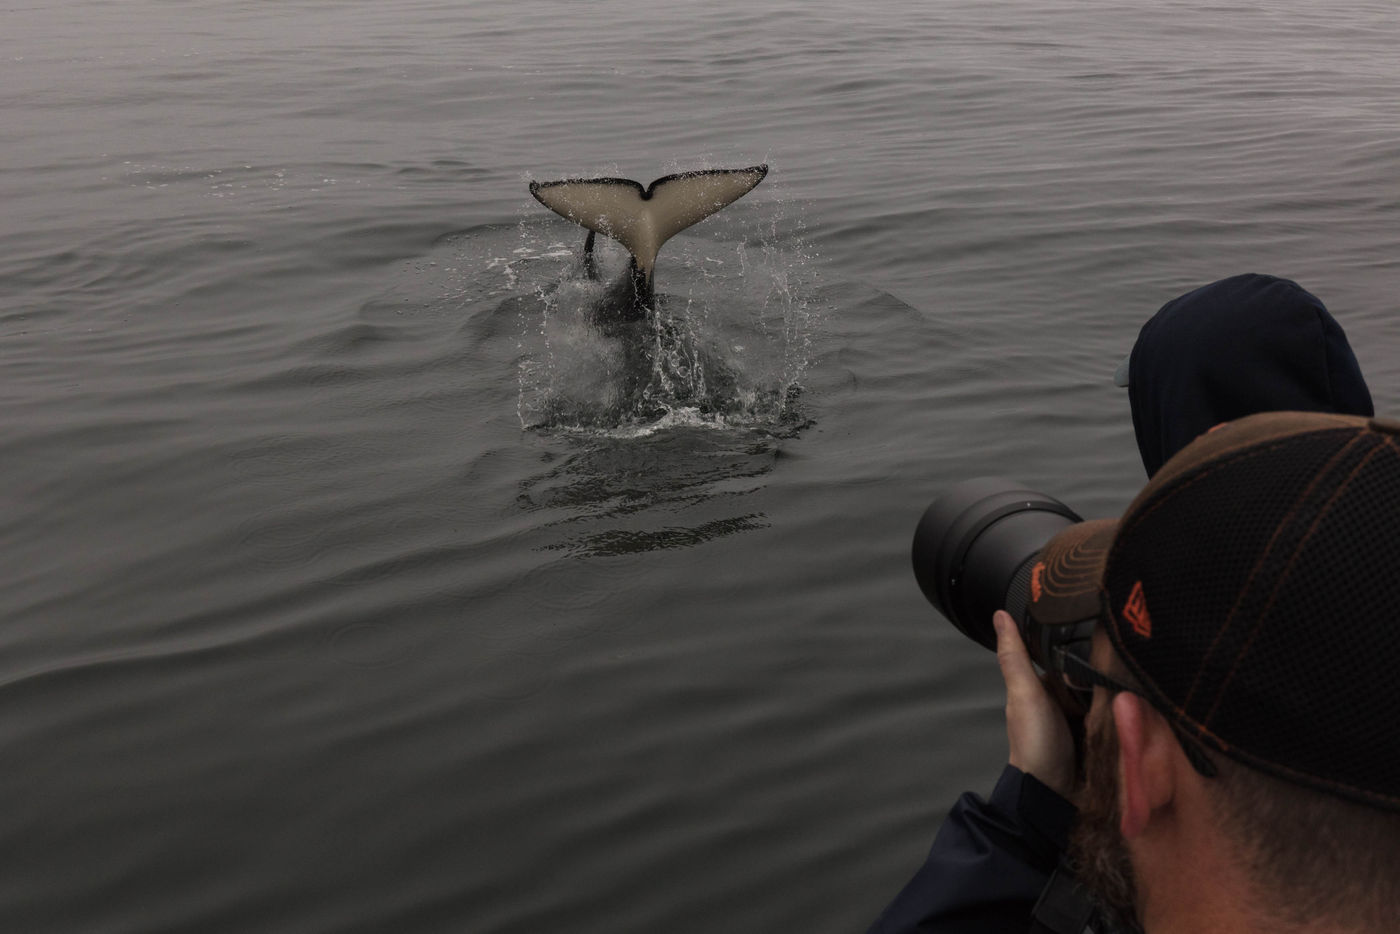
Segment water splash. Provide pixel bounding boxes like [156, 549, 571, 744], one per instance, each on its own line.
[513, 212, 820, 434]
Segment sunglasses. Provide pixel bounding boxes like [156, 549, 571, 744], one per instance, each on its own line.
[1054, 647, 1218, 778]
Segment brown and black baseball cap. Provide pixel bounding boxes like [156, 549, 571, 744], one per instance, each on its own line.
[1028, 410, 1400, 810]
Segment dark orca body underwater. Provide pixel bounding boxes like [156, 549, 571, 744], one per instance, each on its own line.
[529, 165, 768, 333]
[528, 165, 769, 421]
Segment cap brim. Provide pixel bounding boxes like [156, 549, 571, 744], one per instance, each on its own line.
[1112, 352, 1131, 388]
[1028, 518, 1119, 625]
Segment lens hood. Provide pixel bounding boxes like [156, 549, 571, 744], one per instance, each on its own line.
[912, 477, 1080, 650]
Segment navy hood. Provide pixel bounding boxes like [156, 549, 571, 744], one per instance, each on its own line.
[1124, 274, 1373, 476]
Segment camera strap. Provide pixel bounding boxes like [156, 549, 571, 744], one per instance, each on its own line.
[1029, 864, 1099, 934]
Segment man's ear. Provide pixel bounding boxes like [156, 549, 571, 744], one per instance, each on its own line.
[1112, 692, 1178, 839]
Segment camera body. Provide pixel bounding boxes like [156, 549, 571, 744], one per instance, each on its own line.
[911, 478, 1094, 674]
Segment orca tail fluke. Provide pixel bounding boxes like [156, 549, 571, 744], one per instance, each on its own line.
[530, 165, 768, 288]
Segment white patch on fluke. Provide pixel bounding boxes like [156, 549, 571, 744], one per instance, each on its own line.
[529, 166, 768, 283]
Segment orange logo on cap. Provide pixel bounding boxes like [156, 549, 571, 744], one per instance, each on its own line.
[1031, 561, 1045, 602]
[1123, 581, 1152, 638]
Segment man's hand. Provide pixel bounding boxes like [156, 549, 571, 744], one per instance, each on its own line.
[993, 610, 1077, 798]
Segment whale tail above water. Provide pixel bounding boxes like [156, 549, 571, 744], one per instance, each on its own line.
[529, 165, 768, 324]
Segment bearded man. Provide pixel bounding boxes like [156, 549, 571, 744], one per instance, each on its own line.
[871, 411, 1400, 933]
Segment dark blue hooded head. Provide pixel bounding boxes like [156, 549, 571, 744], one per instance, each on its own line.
[1123, 274, 1374, 476]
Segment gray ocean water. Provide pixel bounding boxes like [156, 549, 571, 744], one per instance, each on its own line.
[5, 1, 1400, 931]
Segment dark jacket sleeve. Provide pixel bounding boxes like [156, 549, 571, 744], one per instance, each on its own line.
[866, 765, 1077, 934]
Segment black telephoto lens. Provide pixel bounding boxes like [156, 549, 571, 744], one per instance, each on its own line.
[911, 478, 1081, 657]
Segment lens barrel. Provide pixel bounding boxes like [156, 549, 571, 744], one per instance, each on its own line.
[912, 478, 1081, 653]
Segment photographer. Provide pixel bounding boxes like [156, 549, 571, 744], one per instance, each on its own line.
[868, 276, 1377, 933]
[875, 411, 1400, 933]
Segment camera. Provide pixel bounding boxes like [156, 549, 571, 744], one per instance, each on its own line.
[911, 478, 1094, 674]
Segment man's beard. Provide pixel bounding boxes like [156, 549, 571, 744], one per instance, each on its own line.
[1067, 715, 1142, 932]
